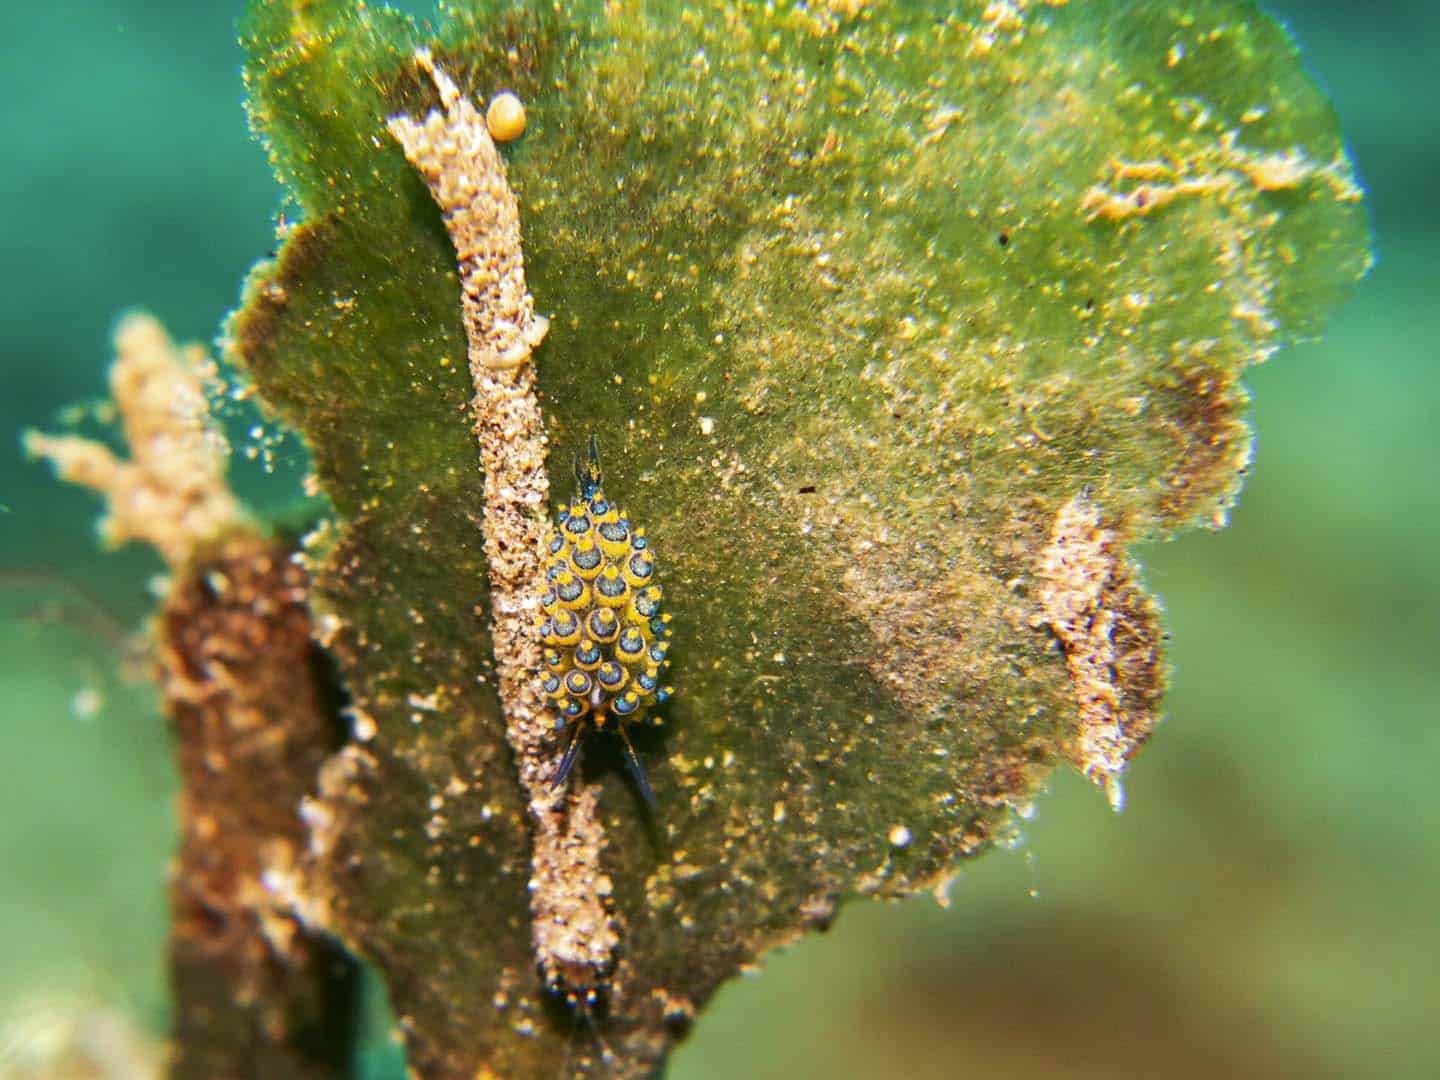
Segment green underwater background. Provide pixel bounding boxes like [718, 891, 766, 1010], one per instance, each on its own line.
[1, 1, 1436, 1077]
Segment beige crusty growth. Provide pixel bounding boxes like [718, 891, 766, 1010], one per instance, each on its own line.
[387, 50, 619, 993]
[24, 313, 244, 568]
[1036, 492, 1162, 811]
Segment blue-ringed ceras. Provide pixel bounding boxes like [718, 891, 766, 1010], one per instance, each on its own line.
[539, 436, 672, 804]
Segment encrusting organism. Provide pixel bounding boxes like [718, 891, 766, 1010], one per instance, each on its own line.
[1035, 491, 1163, 812]
[387, 49, 622, 995]
[24, 312, 244, 568]
[540, 436, 673, 807]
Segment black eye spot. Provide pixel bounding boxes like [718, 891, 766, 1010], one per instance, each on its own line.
[1084, 298, 1096, 312]
[997, 232, 1009, 248]
[797, 484, 816, 494]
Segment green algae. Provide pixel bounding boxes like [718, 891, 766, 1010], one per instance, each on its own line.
[227, 1, 1369, 1075]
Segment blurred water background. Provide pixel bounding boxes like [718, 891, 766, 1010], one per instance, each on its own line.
[1, 2, 1435, 1076]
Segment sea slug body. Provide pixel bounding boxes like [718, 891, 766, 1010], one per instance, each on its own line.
[540, 436, 672, 806]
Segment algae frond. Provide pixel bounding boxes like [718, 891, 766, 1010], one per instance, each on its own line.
[30, 1, 1369, 1075]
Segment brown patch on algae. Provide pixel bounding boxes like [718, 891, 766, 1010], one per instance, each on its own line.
[1035, 492, 1164, 810]
[833, 509, 1031, 719]
[387, 50, 618, 994]
[24, 313, 244, 568]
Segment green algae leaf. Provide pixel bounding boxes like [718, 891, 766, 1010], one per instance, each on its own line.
[229, 0, 1369, 1075]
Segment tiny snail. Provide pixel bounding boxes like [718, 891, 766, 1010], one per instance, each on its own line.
[538, 436, 673, 806]
[485, 91, 527, 142]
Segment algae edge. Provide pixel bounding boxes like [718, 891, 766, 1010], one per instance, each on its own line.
[218, 0, 1370, 1076]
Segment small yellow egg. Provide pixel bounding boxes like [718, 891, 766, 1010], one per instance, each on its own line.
[486, 91, 527, 142]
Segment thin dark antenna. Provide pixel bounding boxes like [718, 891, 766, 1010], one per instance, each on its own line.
[575, 434, 604, 500]
[615, 724, 656, 811]
[550, 721, 586, 791]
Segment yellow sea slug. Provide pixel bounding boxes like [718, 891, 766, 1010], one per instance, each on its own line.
[538, 436, 672, 805]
